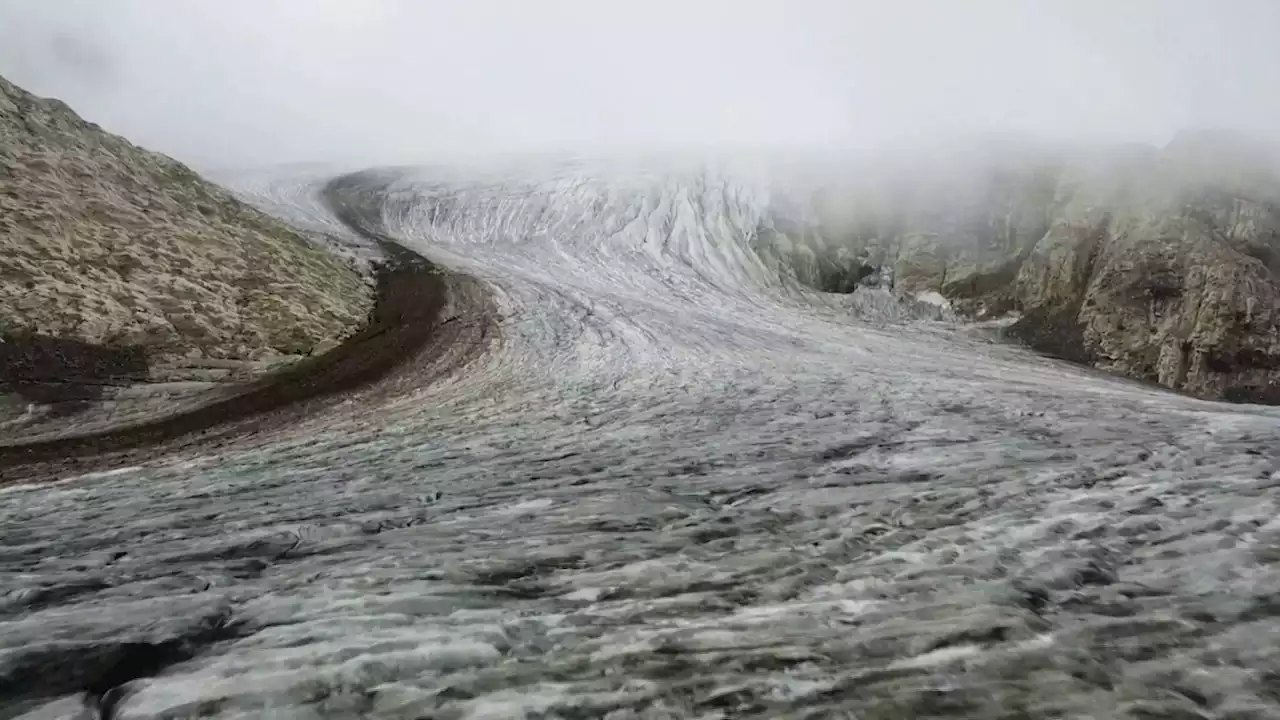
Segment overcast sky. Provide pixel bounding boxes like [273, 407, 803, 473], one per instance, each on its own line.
[2, 0, 1278, 169]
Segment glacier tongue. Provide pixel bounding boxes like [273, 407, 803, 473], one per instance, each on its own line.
[4, 159, 1280, 719]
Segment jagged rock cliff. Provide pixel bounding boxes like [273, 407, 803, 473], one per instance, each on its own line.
[1028, 134, 1280, 403]
[0, 74, 374, 367]
[812, 135, 1280, 403]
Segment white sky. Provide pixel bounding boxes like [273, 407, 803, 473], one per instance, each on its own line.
[2, 0, 1278, 168]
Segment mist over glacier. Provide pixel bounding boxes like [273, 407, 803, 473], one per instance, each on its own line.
[4, 0, 1280, 168]
[6, 2, 1280, 717]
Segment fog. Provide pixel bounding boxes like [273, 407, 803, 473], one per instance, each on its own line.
[2, 0, 1278, 170]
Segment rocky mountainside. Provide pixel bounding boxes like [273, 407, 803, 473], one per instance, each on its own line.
[0, 74, 374, 369]
[807, 134, 1280, 404]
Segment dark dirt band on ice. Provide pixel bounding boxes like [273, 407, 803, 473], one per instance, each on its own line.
[0, 239, 490, 484]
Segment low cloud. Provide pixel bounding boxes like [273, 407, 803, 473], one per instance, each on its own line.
[1, 0, 1278, 169]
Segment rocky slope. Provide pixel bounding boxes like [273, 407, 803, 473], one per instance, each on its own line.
[0, 74, 374, 370]
[808, 134, 1280, 403]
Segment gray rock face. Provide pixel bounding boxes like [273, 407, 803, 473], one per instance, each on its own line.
[0, 74, 374, 364]
[812, 135, 1280, 403]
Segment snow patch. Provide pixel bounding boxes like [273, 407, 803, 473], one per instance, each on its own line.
[914, 290, 952, 309]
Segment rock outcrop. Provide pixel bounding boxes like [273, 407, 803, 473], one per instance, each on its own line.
[0, 74, 374, 369]
[811, 134, 1280, 403]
